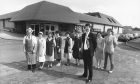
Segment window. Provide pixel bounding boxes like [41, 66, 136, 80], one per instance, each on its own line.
[45, 25, 49, 30]
[51, 25, 55, 31]
[111, 19, 116, 23]
[107, 18, 112, 23]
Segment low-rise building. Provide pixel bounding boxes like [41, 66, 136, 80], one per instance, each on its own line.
[0, 1, 123, 35]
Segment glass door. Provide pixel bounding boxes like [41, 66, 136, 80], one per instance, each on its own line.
[30, 24, 40, 36]
[44, 24, 56, 35]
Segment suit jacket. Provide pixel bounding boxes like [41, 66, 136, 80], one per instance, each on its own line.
[81, 32, 97, 57]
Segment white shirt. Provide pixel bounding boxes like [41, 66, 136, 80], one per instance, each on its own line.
[84, 32, 89, 50]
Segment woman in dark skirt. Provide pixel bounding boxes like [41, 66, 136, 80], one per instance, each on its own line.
[54, 31, 62, 66]
[64, 32, 73, 66]
[72, 33, 82, 66]
[46, 32, 56, 68]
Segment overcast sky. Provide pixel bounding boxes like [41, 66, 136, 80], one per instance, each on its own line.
[0, 0, 140, 27]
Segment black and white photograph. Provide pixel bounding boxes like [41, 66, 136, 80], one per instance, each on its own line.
[0, 0, 140, 84]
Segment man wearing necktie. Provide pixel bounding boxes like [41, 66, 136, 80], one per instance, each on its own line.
[79, 24, 97, 83]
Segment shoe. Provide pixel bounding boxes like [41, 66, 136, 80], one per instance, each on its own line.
[56, 63, 61, 66]
[27, 65, 31, 70]
[86, 79, 92, 83]
[32, 69, 35, 73]
[38, 66, 43, 70]
[65, 63, 70, 66]
[109, 70, 113, 73]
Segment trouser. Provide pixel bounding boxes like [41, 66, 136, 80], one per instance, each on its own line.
[28, 64, 36, 70]
[83, 49, 93, 80]
[26, 52, 36, 71]
[103, 52, 114, 71]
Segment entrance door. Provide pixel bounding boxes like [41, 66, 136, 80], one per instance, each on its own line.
[30, 24, 40, 36]
[35, 25, 39, 36]
[44, 24, 56, 35]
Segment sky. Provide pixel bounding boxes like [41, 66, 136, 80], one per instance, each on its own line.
[0, 0, 140, 28]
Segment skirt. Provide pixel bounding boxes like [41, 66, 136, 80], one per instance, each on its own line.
[38, 56, 46, 62]
[46, 50, 54, 61]
[64, 52, 73, 59]
[95, 48, 104, 60]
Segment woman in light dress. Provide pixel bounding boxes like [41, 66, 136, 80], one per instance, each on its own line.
[36, 32, 46, 70]
[95, 32, 105, 69]
[46, 32, 56, 68]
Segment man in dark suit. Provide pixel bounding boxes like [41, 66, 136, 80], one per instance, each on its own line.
[79, 24, 97, 83]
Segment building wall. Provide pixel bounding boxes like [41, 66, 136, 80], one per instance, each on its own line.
[105, 25, 112, 32]
[15, 22, 26, 34]
[0, 20, 3, 30]
[113, 26, 118, 34]
[26, 21, 59, 35]
[93, 24, 104, 32]
[5, 19, 15, 28]
[119, 27, 123, 33]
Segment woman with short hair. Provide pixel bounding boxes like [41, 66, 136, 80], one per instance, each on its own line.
[45, 32, 56, 68]
[64, 32, 73, 66]
[95, 32, 105, 69]
[36, 32, 46, 70]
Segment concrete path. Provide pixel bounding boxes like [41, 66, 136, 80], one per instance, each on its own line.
[0, 36, 140, 84]
[127, 38, 140, 50]
[0, 31, 23, 40]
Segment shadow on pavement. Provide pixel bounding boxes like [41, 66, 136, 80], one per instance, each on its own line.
[2, 61, 28, 71]
[42, 69, 85, 81]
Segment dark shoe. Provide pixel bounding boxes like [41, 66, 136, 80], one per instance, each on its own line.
[28, 65, 31, 70]
[32, 69, 35, 73]
[86, 79, 92, 83]
[31, 64, 36, 73]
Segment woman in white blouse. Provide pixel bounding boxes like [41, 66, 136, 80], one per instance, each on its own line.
[36, 32, 46, 70]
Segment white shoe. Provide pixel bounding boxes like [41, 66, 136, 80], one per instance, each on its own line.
[109, 70, 113, 73]
[56, 63, 61, 66]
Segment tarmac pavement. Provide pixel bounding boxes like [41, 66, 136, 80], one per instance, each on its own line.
[0, 32, 140, 84]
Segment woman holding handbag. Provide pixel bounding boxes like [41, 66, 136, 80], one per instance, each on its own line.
[64, 32, 73, 66]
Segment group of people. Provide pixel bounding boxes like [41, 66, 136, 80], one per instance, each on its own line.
[23, 28, 61, 72]
[78, 24, 118, 83]
[23, 23, 118, 83]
